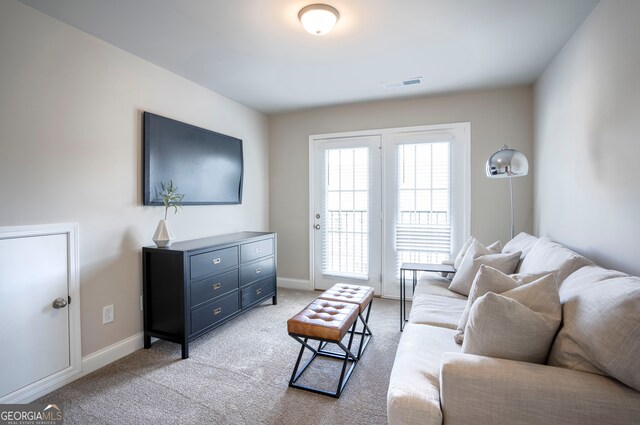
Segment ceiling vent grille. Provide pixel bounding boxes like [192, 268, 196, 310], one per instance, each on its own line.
[382, 77, 423, 89]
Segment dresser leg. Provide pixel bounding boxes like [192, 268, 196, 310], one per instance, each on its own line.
[144, 335, 151, 349]
[181, 342, 189, 359]
[272, 293, 278, 305]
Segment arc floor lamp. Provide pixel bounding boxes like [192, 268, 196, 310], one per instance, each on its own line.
[486, 145, 529, 239]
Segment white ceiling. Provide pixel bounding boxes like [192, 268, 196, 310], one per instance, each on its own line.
[20, 0, 599, 114]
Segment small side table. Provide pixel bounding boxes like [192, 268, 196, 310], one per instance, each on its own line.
[400, 263, 456, 331]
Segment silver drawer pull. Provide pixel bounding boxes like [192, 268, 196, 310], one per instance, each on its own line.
[256, 288, 262, 295]
[256, 248, 262, 253]
[212, 258, 221, 265]
[213, 307, 222, 316]
[256, 268, 262, 274]
[213, 283, 221, 290]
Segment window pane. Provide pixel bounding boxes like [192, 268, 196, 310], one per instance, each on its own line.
[396, 142, 451, 275]
[323, 147, 369, 279]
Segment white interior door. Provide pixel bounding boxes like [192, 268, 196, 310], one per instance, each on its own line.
[0, 224, 80, 402]
[312, 135, 382, 293]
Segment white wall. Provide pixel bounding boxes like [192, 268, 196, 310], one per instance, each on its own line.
[534, 0, 640, 276]
[269, 87, 533, 283]
[0, 0, 269, 356]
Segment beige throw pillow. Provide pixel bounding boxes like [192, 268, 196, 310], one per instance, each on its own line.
[453, 236, 475, 270]
[548, 273, 640, 391]
[448, 239, 520, 296]
[486, 240, 502, 254]
[462, 274, 562, 364]
[453, 237, 500, 271]
[455, 266, 552, 340]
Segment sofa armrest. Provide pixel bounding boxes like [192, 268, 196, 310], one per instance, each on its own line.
[440, 353, 640, 425]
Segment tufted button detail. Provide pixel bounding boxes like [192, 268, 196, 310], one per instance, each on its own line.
[287, 298, 359, 341]
[317, 283, 374, 314]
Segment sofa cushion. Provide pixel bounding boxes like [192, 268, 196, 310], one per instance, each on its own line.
[456, 265, 552, 335]
[518, 237, 592, 284]
[408, 294, 467, 329]
[502, 232, 538, 272]
[448, 239, 520, 296]
[414, 275, 467, 300]
[502, 232, 538, 256]
[554, 264, 627, 292]
[548, 270, 640, 391]
[462, 274, 561, 364]
[387, 324, 460, 425]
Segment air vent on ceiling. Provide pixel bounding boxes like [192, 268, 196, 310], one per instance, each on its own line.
[382, 77, 423, 89]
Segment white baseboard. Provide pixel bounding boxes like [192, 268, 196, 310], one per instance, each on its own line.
[9, 332, 144, 403]
[80, 332, 144, 376]
[277, 277, 312, 290]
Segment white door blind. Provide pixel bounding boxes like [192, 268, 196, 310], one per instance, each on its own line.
[396, 142, 451, 274]
[323, 147, 369, 279]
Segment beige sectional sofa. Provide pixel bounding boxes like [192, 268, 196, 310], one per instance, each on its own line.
[387, 233, 640, 425]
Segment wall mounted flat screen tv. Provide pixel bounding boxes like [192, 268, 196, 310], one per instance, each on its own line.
[143, 112, 243, 205]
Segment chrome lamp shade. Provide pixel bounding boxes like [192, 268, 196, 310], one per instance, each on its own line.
[486, 145, 529, 239]
[486, 145, 529, 178]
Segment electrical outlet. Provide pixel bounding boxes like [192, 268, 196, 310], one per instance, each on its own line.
[103, 305, 114, 324]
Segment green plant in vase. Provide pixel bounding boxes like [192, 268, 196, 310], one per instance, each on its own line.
[153, 180, 184, 247]
[160, 180, 184, 220]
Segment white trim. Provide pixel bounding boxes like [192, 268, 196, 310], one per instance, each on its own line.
[277, 277, 312, 290]
[308, 139, 316, 289]
[0, 223, 81, 404]
[308, 122, 471, 141]
[80, 332, 144, 376]
[1, 332, 144, 403]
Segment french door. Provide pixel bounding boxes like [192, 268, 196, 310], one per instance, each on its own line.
[310, 124, 469, 298]
[312, 135, 382, 293]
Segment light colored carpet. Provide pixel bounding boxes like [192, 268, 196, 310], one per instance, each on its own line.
[37, 288, 403, 424]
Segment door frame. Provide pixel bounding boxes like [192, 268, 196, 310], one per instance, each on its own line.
[309, 123, 470, 296]
[0, 223, 81, 403]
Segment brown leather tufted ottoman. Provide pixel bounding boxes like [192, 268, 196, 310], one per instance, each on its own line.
[318, 283, 374, 359]
[287, 299, 359, 398]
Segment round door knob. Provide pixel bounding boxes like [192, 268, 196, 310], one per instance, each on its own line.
[314, 224, 321, 230]
[52, 297, 68, 309]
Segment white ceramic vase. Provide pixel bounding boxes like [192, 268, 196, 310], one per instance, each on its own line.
[153, 219, 175, 247]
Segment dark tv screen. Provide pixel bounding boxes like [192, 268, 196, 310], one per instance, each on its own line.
[143, 112, 243, 205]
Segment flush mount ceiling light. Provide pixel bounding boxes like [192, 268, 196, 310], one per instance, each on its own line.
[298, 4, 340, 36]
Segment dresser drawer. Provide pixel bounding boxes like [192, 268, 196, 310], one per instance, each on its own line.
[190, 291, 239, 335]
[190, 246, 238, 280]
[190, 269, 239, 307]
[240, 257, 275, 286]
[240, 238, 274, 264]
[241, 276, 275, 309]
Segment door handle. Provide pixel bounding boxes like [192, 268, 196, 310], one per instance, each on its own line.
[52, 297, 68, 309]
